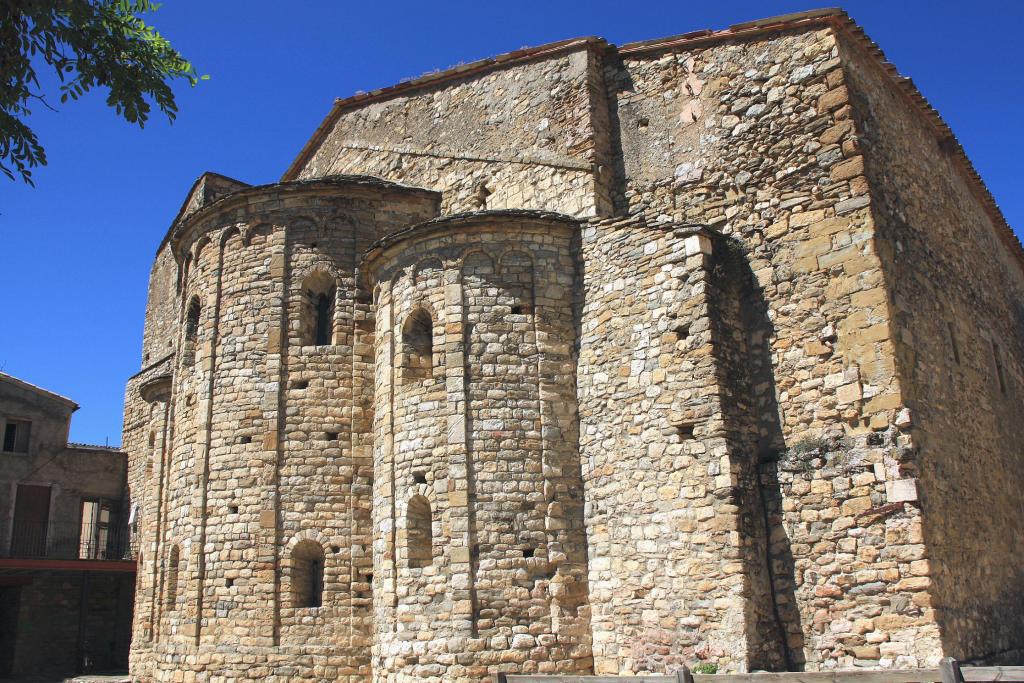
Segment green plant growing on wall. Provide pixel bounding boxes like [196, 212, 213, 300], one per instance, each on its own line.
[692, 662, 719, 674]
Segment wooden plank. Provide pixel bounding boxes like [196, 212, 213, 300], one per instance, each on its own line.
[507, 666, 1024, 683]
[677, 668, 695, 683]
[962, 667, 1024, 682]
[691, 672, 938, 683]
[507, 677, 670, 683]
[941, 658, 964, 683]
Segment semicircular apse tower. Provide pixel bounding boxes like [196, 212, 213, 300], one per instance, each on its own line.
[361, 211, 592, 681]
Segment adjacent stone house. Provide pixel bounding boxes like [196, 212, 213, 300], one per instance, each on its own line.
[123, 9, 1024, 682]
[0, 372, 135, 678]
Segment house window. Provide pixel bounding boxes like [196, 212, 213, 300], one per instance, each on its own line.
[79, 499, 115, 559]
[2, 419, 30, 453]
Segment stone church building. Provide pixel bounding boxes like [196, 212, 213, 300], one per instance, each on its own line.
[122, 9, 1024, 682]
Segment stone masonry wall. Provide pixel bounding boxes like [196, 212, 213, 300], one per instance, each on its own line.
[128, 178, 440, 683]
[295, 46, 614, 218]
[837, 31, 1024, 662]
[365, 214, 590, 682]
[597, 25, 940, 671]
[576, 218, 754, 674]
[139, 247, 179, 369]
[125, 13, 1023, 682]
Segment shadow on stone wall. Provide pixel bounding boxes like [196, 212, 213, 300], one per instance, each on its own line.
[715, 236, 805, 671]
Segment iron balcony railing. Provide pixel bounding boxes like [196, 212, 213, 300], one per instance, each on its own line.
[2, 520, 137, 561]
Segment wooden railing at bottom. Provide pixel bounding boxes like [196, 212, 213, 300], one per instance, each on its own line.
[495, 658, 1024, 683]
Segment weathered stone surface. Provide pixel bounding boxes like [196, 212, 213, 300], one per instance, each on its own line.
[122, 9, 1024, 683]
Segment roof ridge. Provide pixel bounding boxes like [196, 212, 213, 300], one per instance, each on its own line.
[268, 8, 1016, 273]
[280, 37, 607, 182]
[0, 372, 78, 410]
[67, 442, 123, 452]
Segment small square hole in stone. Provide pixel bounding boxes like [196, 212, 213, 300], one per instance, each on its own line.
[226, 578, 234, 588]
[293, 379, 309, 390]
[229, 505, 238, 514]
[331, 545, 341, 554]
[412, 472, 427, 484]
[237, 435, 251, 445]
[676, 423, 696, 440]
[511, 304, 532, 315]
[674, 323, 690, 342]
[523, 548, 535, 559]
[326, 431, 339, 441]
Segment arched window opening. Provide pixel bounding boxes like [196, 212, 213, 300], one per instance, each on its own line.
[401, 308, 434, 383]
[185, 298, 201, 343]
[301, 272, 336, 347]
[406, 495, 433, 569]
[182, 297, 201, 366]
[166, 545, 182, 608]
[314, 293, 332, 345]
[291, 540, 325, 608]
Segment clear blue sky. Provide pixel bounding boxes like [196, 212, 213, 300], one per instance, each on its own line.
[2, 1, 1021, 445]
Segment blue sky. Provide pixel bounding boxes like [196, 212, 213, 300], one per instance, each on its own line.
[2, 1, 1021, 445]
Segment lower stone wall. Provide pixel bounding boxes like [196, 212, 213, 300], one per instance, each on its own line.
[134, 644, 367, 683]
[9, 571, 134, 677]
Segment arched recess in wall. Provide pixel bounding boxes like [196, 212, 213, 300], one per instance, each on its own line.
[177, 253, 193, 294]
[192, 235, 211, 272]
[290, 540, 325, 608]
[499, 250, 535, 316]
[166, 545, 183, 609]
[460, 250, 498, 378]
[405, 494, 433, 569]
[401, 307, 436, 383]
[244, 222, 273, 248]
[414, 258, 444, 287]
[461, 251, 497, 289]
[300, 270, 337, 347]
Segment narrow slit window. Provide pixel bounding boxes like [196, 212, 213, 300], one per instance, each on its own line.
[993, 341, 1007, 395]
[301, 272, 337, 347]
[947, 322, 961, 365]
[406, 495, 433, 569]
[185, 299, 201, 343]
[401, 308, 435, 383]
[291, 541, 325, 608]
[166, 546, 181, 608]
[314, 293, 333, 345]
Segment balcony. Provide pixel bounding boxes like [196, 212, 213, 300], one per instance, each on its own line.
[1, 520, 137, 563]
